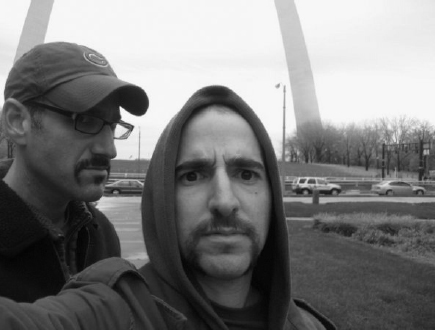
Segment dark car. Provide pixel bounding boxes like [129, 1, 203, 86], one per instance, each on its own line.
[104, 179, 144, 195]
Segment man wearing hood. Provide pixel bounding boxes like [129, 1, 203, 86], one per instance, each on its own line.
[139, 85, 334, 329]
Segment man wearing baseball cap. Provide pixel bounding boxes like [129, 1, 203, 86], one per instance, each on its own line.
[0, 41, 149, 302]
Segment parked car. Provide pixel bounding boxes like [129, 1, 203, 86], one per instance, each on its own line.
[370, 180, 426, 196]
[291, 177, 342, 195]
[104, 179, 144, 195]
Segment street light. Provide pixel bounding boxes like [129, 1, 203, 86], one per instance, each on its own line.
[137, 126, 141, 174]
[275, 83, 287, 195]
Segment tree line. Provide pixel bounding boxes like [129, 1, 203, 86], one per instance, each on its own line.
[286, 115, 435, 177]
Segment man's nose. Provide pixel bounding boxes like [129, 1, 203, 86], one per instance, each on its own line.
[90, 125, 117, 159]
[208, 170, 240, 217]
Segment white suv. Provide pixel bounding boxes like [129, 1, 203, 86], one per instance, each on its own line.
[291, 177, 342, 195]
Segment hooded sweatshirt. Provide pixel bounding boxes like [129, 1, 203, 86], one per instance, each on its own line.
[140, 85, 335, 330]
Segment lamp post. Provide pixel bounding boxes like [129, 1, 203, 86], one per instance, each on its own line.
[276, 83, 287, 194]
[137, 126, 141, 174]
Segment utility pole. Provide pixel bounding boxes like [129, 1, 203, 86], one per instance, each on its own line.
[381, 143, 385, 179]
[137, 127, 141, 174]
[281, 84, 287, 194]
[275, 83, 287, 194]
[418, 139, 424, 181]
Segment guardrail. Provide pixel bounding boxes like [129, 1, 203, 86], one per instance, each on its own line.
[110, 172, 146, 179]
[285, 176, 435, 185]
[284, 177, 435, 193]
[106, 173, 146, 185]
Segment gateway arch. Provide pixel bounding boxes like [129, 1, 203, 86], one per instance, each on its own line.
[13, 0, 54, 63]
[14, 0, 321, 132]
[274, 0, 322, 130]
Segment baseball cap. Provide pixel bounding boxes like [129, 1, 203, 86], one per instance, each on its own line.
[4, 42, 149, 115]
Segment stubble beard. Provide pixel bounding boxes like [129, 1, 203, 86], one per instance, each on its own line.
[182, 214, 262, 278]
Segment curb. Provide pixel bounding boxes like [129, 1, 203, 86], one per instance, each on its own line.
[287, 217, 314, 221]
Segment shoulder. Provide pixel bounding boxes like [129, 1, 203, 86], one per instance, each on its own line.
[68, 258, 170, 329]
[292, 299, 336, 330]
[70, 257, 142, 286]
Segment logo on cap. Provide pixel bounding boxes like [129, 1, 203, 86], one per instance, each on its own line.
[83, 50, 109, 67]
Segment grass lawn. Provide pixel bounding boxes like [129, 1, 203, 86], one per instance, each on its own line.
[284, 202, 435, 219]
[288, 220, 435, 330]
[282, 162, 381, 178]
[282, 162, 420, 180]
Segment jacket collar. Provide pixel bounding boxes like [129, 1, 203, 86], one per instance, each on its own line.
[0, 180, 95, 258]
[0, 180, 47, 257]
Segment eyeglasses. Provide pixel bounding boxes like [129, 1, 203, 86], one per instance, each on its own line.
[26, 102, 134, 140]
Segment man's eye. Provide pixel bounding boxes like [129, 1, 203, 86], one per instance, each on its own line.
[240, 170, 255, 181]
[178, 171, 203, 184]
[185, 172, 198, 182]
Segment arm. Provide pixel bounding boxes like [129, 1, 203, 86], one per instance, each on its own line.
[66, 257, 168, 329]
[1, 258, 167, 330]
[0, 283, 131, 330]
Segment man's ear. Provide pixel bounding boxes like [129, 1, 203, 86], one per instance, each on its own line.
[2, 98, 32, 146]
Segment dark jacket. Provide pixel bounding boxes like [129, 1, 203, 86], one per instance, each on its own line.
[0, 258, 167, 330]
[0, 166, 121, 302]
[139, 85, 336, 329]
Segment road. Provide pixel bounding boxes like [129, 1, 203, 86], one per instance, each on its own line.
[284, 195, 435, 204]
[96, 197, 146, 267]
[96, 194, 435, 267]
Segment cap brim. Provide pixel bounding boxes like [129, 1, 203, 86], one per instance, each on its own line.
[43, 75, 149, 115]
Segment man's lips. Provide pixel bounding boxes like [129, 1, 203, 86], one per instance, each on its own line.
[203, 228, 246, 236]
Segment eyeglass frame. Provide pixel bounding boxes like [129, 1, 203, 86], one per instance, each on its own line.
[25, 101, 135, 140]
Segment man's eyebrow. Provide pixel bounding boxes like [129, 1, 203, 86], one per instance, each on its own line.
[175, 159, 213, 172]
[225, 157, 265, 171]
[175, 157, 265, 172]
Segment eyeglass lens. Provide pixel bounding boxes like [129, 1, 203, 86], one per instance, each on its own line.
[75, 114, 131, 139]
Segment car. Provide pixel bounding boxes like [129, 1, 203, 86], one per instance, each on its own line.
[104, 179, 144, 195]
[371, 180, 426, 196]
[291, 177, 342, 195]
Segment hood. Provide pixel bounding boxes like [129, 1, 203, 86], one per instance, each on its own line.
[141, 85, 291, 328]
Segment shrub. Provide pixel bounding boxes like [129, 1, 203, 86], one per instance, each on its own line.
[312, 213, 435, 259]
[374, 223, 401, 236]
[313, 219, 357, 237]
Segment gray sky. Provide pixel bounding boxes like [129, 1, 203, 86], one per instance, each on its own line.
[2, 0, 435, 159]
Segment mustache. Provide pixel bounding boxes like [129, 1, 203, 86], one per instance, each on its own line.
[190, 213, 259, 240]
[75, 156, 111, 175]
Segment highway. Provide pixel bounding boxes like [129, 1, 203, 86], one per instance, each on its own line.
[284, 195, 435, 204]
[96, 197, 147, 267]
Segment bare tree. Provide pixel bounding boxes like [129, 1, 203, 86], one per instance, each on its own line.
[295, 122, 320, 163]
[339, 123, 359, 167]
[321, 122, 341, 164]
[285, 135, 300, 162]
[358, 121, 381, 171]
[286, 114, 432, 178]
